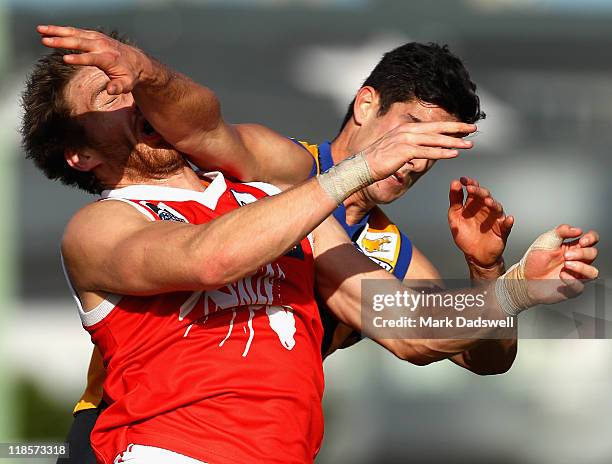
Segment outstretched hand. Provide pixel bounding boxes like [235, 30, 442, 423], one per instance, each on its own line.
[37, 25, 147, 95]
[524, 225, 599, 303]
[448, 176, 513, 268]
[363, 122, 476, 182]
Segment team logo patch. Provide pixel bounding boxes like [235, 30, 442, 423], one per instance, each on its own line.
[357, 229, 399, 268]
[362, 235, 393, 253]
[142, 202, 188, 223]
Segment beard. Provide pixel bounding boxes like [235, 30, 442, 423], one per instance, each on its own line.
[123, 142, 186, 182]
[93, 134, 186, 184]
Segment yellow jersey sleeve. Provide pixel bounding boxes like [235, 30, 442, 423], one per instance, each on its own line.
[73, 346, 105, 414]
[294, 140, 321, 176]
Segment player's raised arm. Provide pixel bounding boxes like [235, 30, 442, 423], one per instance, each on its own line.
[445, 176, 517, 373]
[312, 217, 599, 367]
[63, 119, 465, 297]
[37, 24, 314, 185]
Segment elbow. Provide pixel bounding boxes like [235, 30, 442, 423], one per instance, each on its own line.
[195, 260, 227, 290]
[194, 249, 256, 290]
[465, 341, 518, 376]
[469, 361, 514, 376]
[392, 341, 439, 366]
[472, 353, 517, 376]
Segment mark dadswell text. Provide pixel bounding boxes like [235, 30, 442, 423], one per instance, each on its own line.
[372, 315, 515, 329]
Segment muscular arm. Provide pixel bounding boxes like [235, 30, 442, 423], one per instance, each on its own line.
[313, 217, 511, 366]
[61, 117, 472, 299]
[132, 61, 314, 185]
[404, 245, 516, 374]
[37, 25, 314, 185]
[314, 218, 597, 367]
[449, 260, 517, 374]
[63, 176, 338, 297]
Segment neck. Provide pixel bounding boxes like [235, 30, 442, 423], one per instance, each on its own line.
[331, 126, 377, 225]
[101, 165, 207, 192]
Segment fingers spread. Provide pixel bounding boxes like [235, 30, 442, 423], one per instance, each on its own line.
[579, 229, 600, 247]
[402, 121, 477, 136]
[555, 224, 583, 240]
[37, 25, 78, 37]
[401, 132, 472, 149]
[63, 52, 112, 68]
[449, 179, 464, 212]
[41, 35, 98, 52]
[564, 247, 598, 263]
[460, 176, 479, 187]
[564, 261, 599, 280]
[405, 145, 459, 160]
[466, 184, 491, 200]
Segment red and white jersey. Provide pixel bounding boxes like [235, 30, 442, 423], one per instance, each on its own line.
[65, 173, 324, 464]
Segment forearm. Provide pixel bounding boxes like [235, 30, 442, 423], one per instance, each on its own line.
[314, 220, 514, 366]
[90, 177, 339, 295]
[133, 58, 311, 183]
[452, 256, 517, 374]
[192, 177, 338, 287]
[133, 56, 224, 157]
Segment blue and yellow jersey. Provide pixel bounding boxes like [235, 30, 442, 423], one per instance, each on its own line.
[293, 139, 413, 356]
[293, 139, 413, 278]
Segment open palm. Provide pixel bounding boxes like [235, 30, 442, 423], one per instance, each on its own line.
[448, 177, 514, 267]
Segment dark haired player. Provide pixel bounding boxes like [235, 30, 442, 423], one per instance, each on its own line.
[27, 27, 596, 464]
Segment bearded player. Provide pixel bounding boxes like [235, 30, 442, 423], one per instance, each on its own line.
[33, 29, 526, 463]
[25, 26, 604, 464]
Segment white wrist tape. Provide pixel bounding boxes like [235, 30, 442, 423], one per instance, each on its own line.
[495, 229, 564, 316]
[317, 151, 374, 204]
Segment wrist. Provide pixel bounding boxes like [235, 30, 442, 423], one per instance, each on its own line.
[317, 151, 373, 205]
[466, 256, 505, 280]
[495, 263, 531, 316]
[134, 52, 166, 88]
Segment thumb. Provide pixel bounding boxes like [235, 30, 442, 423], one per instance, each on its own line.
[106, 81, 122, 95]
[449, 179, 464, 212]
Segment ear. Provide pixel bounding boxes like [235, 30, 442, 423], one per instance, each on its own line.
[352, 86, 379, 126]
[65, 148, 102, 172]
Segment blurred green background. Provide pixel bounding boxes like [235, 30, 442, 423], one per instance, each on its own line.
[1, 0, 612, 463]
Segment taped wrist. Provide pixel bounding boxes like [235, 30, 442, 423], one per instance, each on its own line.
[495, 229, 564, 316]
[317, 151, 374, 204]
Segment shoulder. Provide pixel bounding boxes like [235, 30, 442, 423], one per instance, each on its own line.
[61, 199, 152, 263]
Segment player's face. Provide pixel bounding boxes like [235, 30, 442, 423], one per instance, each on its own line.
[358, 99, 460, 205]
[63, 66, 183, 178]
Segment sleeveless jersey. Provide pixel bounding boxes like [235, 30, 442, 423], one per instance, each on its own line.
[65, 173, 324, 464]
[72, 140, 415, 413]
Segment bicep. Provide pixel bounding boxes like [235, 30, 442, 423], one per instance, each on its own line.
[184, 122, 315, 186]
[62, 202, 207, 297]
[233, 124, 315, 185]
